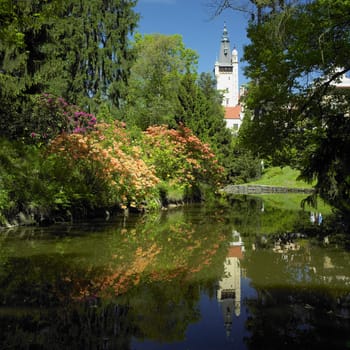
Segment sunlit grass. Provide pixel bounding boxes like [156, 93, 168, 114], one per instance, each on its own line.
[241, 166, 332, 216]
[248, 166, 314, 189]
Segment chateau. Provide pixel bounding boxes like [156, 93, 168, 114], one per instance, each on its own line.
[214, 24, 244, 130]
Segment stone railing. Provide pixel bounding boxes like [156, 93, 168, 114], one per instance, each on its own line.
[221, 184, 313, 195]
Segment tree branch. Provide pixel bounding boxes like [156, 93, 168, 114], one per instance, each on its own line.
[300, 67, 350, 116]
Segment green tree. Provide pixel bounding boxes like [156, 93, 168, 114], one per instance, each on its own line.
[43, 0, 139, 112]
[0, 0, 25, 46]
[0, 0, 53, 139]
[175, 72, 204, 129]
[238, 0, 350, 211]
[0, 0, 138, 140]
[176, 72, 239, 183]
[124, 33, 198, 129]
[197, 72, 234, 164]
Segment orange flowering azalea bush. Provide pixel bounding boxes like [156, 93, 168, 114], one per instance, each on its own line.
[48, 121, 160, 210]
[143, 124, 224, 189]
[45, 119, 223, 214]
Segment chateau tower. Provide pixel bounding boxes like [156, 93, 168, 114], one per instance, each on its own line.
[214, 23, 239, 107]
[214, 24, 243, 130]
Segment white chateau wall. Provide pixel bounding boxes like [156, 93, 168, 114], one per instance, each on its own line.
[336, 73, 350, 88]
[215, 69, 237, 107]
[215, 55, 239, 107]
[225, 118, 242, 130]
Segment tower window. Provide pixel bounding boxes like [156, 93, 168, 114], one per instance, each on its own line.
[219, 66, 233, 73]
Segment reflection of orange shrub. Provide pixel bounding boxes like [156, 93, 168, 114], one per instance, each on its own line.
[97, 244, 161, 296]
[97, 229, 226, 298]
[64, 227, 226, 301]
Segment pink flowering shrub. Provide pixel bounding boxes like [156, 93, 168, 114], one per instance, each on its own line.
[30, 93, 97, 142]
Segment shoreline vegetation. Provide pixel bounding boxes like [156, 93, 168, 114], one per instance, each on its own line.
[0, 90, 324, 232]
[1, 141, 318, 229]
[0, 95, 225, 228]
[0, 89, 319, 231]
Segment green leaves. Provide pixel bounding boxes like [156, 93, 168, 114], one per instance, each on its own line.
[241, 0, 350, 212]
[0, 0, 139, 137]
[125, 34, 199, 129]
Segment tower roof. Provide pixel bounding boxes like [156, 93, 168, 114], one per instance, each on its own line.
[218, 23, 232, 66]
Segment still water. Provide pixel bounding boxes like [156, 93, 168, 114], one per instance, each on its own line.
[0, 195, 349, 349]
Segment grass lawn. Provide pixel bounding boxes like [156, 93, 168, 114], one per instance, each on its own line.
[242, 167, 332, 214]
[248, 166, 314, 189]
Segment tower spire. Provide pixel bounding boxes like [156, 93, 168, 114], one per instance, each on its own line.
[222, 22, 229, 42]
[218, 23, 232, 65]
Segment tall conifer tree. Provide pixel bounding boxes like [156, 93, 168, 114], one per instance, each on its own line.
[0, 0, 138, 139]
[176, 72, 236, 182]
[44, 0, 138, 112]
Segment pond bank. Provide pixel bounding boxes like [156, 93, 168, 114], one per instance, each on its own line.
[221, 184, 313, 195]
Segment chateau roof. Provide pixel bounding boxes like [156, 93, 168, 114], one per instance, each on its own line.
[224, 105, 241, 120]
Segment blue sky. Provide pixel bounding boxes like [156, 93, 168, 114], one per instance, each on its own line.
[134, 0, 251, 86]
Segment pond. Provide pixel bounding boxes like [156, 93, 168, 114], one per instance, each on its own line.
[0, 195, 349, 349]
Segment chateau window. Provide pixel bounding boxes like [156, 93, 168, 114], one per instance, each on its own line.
[219, 66, 233, 73]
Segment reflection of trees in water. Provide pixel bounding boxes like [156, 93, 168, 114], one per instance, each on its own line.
[121, 281, 204, 343]
[0, 283, 206, 349]
[0, 300, 133, 349]
[226, 195, 310, 238]
[243, 246, 350, 349]
[245, 288, 350, 349]
[0, 272, 216, 348]
[0, 216, 230, 348]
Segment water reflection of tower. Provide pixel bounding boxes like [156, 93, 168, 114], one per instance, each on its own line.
[217, 230, 244, 337]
